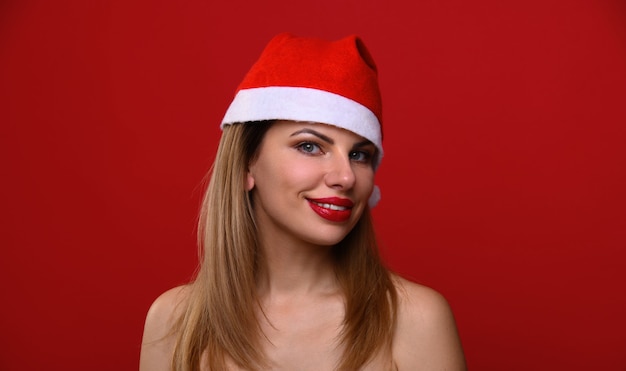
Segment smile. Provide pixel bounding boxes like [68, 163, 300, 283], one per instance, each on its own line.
[311, 201, 348, 211]
[307, 197, 353, 222]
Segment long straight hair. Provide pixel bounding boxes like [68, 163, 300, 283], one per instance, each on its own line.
[172, 121, 397, 370]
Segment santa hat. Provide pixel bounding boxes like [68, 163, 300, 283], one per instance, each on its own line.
[221, 32, 383, 206]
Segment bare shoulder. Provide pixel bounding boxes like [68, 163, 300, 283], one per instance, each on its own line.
[391, 275, 467, 371]
[139, 285, 190, 371]
[392, 275, 458, 329]
[143, 285, 190, 337]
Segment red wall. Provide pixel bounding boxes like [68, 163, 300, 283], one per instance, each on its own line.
[1, 0, 625, 370]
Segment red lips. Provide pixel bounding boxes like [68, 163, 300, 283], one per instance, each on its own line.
[307, 197, 354, 222]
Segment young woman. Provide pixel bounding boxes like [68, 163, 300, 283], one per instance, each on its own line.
[139, 32, 466, 371]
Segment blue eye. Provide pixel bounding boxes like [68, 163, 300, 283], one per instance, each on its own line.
[349, 150, 372, 163]
[297, 142, 322, 155]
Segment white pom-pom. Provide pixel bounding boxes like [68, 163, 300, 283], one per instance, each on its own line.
[368, 185, 381, 208]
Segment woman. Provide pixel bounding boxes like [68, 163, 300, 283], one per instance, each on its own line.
[140, 32, 466, 371]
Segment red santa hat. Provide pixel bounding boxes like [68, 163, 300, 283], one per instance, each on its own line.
[221, 32, 383, 206]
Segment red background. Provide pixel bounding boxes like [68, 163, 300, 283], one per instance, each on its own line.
[1, 0, 625, 370]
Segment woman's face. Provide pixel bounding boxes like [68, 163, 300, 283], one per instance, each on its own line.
[247, 120, 376, 247]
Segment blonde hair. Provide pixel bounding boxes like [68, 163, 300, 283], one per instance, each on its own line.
[172, 121, 397, 370]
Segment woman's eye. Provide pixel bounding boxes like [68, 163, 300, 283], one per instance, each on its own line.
[296, 142, 322, 154]
[349, 150, 372, 163]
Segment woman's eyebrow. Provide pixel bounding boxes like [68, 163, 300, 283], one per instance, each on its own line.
[290, 128, 334, 144]
[353, 140, 374, 148]
[290, 129, 374, 149]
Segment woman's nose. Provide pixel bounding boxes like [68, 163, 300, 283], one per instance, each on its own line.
[324, 155, 356, 190]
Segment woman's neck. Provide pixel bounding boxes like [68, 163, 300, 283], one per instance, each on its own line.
[255, 234, 340, 299]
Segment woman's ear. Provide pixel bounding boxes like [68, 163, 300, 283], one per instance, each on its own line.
[245, 171, 255, 191]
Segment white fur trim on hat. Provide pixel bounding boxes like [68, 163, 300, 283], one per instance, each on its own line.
[221, 86, 384, 163]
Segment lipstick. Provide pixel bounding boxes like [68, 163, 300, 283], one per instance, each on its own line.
[307, 197, 353, 222]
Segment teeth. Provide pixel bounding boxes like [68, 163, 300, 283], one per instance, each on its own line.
[313, 202, 347, 211]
